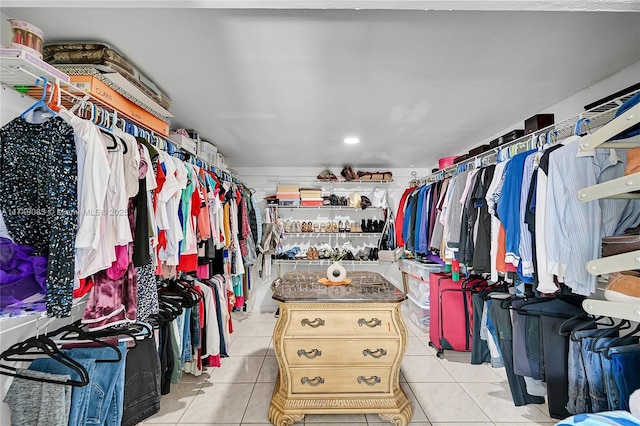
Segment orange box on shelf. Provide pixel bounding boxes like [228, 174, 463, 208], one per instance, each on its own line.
[70, 75, 169, 136]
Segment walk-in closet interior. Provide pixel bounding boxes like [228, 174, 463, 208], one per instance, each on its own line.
[0, 1, 639, 425]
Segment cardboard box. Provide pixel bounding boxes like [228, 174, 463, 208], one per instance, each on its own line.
[70, 75, 170, 136]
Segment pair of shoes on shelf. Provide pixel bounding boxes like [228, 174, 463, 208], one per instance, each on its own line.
[341, 166, 359, 181]
[317, 169, 337, 181]
[605, 270, 640, 303]
[338, 220, 351, 233]
[306, 247, 319, 260]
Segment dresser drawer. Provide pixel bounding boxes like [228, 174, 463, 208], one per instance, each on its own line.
[290, 367, 391, 394]
[288, 310, 396, 336]
[284, 338, 399, 366]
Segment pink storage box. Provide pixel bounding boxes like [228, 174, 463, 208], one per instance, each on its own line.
[438, 156, 458, 169]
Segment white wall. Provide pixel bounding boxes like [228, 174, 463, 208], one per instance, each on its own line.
[474, 60, 640, 148]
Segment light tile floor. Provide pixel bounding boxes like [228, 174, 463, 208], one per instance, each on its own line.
[142, 305, 558, 426]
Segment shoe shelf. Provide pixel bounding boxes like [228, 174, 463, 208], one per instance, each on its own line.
[277, 206, 385, 210]
[274, 259, 380, 265]
[283, 232, 382, 237]
[315, 179, 393, 184]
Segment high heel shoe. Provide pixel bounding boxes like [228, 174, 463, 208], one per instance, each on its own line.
[338, 220, 344, 233]
[332, 221, 339, 233]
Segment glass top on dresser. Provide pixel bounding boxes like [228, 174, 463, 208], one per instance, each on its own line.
[272, 271, 407, 303]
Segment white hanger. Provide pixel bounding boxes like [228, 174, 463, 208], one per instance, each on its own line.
[577, 172, 640, 201]
[579, 103, 640, 151]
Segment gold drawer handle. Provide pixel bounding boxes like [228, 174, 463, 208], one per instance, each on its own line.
[300, 376, 325, 386]
[301, 318, 325, 328]
[363, 348, 387, 358]
[358, 318, 382, 328]
[357, 375, 381, 386]
[297, 348, 322, 359]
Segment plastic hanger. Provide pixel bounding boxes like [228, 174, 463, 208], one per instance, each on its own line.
[47, 81, 62, 113]
[21, 77, 57, 119]
[0, 335, 90, 386]
[603, 322, 640, 359]
[46, 320, 122, 363]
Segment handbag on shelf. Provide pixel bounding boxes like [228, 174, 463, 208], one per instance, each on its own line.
[378, 208, 403, 263]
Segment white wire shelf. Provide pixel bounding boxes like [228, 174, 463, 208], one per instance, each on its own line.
[315, 179, 394, 184]
[275, 205, 384, 210]
[283, 232, 382, 237]
[274, 260, 380, 265]
[0, 47, 70, 86]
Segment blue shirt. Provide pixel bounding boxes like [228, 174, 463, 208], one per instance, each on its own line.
[497, 149, 537, 274]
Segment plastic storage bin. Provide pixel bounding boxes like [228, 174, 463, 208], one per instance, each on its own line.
[407, 293, 430, 333]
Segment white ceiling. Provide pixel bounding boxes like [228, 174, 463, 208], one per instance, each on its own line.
[2, 3, 640, 170]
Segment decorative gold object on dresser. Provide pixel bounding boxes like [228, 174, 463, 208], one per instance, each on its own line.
[269, 271, 412, 426]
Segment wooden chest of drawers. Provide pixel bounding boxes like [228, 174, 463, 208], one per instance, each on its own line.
[268, 271, 412, 425]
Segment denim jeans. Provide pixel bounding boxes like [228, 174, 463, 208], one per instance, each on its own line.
[567, 328, 607, 414]
[65, 342, 128, 425]
[610, 343, 640, 411]
[593, 336, 640, 411]
[181, 307, 192, 364]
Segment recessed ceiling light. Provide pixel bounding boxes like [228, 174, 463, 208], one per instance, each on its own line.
[344, 137, 360, 145]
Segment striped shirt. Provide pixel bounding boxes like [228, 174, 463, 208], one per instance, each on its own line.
[545, 138, 635, 296]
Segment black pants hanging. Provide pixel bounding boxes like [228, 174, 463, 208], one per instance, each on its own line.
[488, 299, 545, 407]
[122, 335, 161, 426]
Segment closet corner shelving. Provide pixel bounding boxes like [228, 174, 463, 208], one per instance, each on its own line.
[578, 107, 640, 322]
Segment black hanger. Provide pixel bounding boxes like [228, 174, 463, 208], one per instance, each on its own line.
[0, 335, 90, 387]
[100, 129, 120, 150]
[602, 322, 640, 360]
[46, 320, 122, 363]
[587, 320, 631, 351]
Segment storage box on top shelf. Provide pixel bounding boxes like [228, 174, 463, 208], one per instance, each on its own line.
[168, 133, 197, 155]
[198, 139, 218, 158]
[525, 114, 554, 134]
[70, 74, 169, 136]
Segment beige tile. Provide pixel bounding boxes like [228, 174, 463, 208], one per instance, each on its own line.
[431, 423, 492, 426]
[243, 312, 278, 324]
[409, 383, 489, 422]
[144, 382, 202, 423]
[459, 382, 552, 423]
[304, 423, 367, 426]
[416, 336, 438, 356]
[241, 382, 274, 423]
[229, 336, 271, 356]
[401, 355, 455, 383]
[304, 413, 367, 423]
[438, 356, 506, 382]
[208, 356, 264, 383]
[179, 383, 254, 423]
[235, 321, 276, 337]
[140, 423, 176, 425]
[404, 335, 432, 356]
[366, 383, 430, 424]
[492, 365, 508, 380]
[257, 355, 279, 383]
[180, 370, 212, 383]
[494, 423, 556, 426]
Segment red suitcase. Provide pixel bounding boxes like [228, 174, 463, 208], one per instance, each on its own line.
[428, 273, 485, 358]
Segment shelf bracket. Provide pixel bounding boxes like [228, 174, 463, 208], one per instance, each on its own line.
[585, 250, 640, 276]
[577, 172, 640, 202]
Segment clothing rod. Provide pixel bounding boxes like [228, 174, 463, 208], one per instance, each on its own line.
[424, 88, 640, 182]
